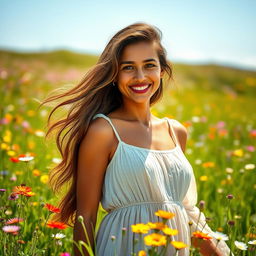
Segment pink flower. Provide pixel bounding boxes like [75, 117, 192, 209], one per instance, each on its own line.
[246, 145, 255, 152]
[2, 225, 20, 233]
[60, 253, 70, 256]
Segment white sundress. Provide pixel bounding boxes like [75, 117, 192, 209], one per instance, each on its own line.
[92, 113, 231, 256]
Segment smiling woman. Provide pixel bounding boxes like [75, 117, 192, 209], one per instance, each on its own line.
[40, 23, 231, 256]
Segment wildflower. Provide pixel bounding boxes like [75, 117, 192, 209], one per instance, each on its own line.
[144, 233, 167, 247]
[10, 157, 19, 163]
[155, 210, 175, 219]
[47, 221, 67, 230]
[52, 233, 66, 239]
[225, 168, 233, 174]
[234, 241, 248, 250]
[52, 158, 62, 164]
[13, 185, 32, 195]
[17, 240, 26, 244]
[192, 231, 212, 240]
[226, 194, 234, 200]
[60, 253, 70, 256]
[227, 220, 235, 226]
[0, 170, 9, 175]
[40, 175, 49, 184]
[249, 130, 256, 137]
[202, 162, 215, 168]
[6, 218, 24, 225]
[162, 227, 178, 236]
[138, 250, 146, 256]
[131, 223, 150, 234]
[7, 150, 16, 156]
[171, 241, 187, 249]
[198, 200, 205, 211]
[24, 191, 35, 197]
[232, 149, 243, 157]
[248, 240, 256, 245]
[32, 169, 41, 176]
[122, 227, 127, 236]
[246, 145, 255, 152]
[18, 155, 34, 162]
[2, 225, 20, 233]
[44, 203, 61, 213]
[8, 193, 19, 200]
[212, 231, 229, 241]
[199, 175, 208, 181]
[111, 235, 116, 241]
[245, 164, 255, 170]
[147, 222, 167, 230]
[10, 175, 17, 181]
[0, 189, 6, 193]
[34, 130, 45, 137]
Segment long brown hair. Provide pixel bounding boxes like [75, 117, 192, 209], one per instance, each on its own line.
[39, 22, 173, 226]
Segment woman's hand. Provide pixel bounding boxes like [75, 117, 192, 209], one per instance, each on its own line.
[192, 237, 223, 256]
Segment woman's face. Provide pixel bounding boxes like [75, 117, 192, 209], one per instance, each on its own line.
[116, 41, 164, 105]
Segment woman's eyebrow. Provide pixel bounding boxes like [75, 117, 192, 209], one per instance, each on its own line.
[120, 58, 157, 65]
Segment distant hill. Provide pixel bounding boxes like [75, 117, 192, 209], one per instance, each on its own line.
[1, 49, 255, 95]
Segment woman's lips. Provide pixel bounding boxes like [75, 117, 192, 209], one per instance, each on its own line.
[129, 84, 151, 94]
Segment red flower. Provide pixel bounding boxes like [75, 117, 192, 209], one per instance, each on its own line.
[10, 157, 20, 163]
[47, 221, 67, 230]
[44, 203, 61, 213]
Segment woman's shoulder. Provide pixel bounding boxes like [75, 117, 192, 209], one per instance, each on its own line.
[164, 117, 188, 151]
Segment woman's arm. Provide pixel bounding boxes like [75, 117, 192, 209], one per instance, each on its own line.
[73, 118, 114, 256]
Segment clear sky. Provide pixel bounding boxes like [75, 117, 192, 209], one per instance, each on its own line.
[1, 0, 255, 70]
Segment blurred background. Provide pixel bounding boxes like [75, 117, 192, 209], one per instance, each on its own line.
[0, 1, 256, 255]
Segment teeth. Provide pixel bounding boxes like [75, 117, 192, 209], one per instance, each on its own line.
[131, 85, 149, 90]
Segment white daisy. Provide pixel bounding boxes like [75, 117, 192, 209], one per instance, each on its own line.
[212, 231, 229, 241]
[19, 156, 34, 162]
[52, 233, 66, 239]
[245, 164, 255, 170]
[234, 240, 248, 250]
[248, 240, 256, 245]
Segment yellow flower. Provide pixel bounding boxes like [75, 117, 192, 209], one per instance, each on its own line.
[27, 110, 35, 117]
[171, 241, 187, 249]
[155, 210, 175, 219]
[131, 223, 150, 234]
[144, 233, 167, 247]
[15, 171, 23, 176]
[147, 222, 167, 230]
[40, 175, 49, 184]
[3, 130, 12, 143]
[138, 250, 146, 256]
[162, 227, 178, 236]
[1, 143, 10, 150]
[199, 175, 208, 181]
[7, 150, 16, 156]
[5, 113, 13, 122]
[28, 141, 35, 150]
[232, 149, 243, 157]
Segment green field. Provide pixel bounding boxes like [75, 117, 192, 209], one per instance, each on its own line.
[0, 49, 255, 255]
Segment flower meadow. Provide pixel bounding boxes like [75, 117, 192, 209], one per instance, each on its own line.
[0, 50, 256, 255]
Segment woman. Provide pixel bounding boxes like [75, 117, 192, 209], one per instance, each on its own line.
[41, 23, 231, 255]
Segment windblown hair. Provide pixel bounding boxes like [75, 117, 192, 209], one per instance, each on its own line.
[39, 22, 173, 226]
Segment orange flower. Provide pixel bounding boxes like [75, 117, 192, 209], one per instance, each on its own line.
[155, 210, 175, 219]
[24, 191, 35, 197]
[202, 162, 215, 168]
[47, 221, 67, 230]
[13, 185, 31, 195]
[6, 218, 24, 225]
[171, 241, 187, 249]
[44, 203, 61, 213]
[147, 222, 167, 230]
[138, 250, 146, 256]
[192, 231, 212, 240]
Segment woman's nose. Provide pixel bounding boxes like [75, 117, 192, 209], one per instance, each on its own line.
[135, 68, 146, 80]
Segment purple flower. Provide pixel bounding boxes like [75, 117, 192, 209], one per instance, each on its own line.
[226, 194, 234, 200]
[8, 193, 19, 200]
[0, 170, 9, 176]
[0, 189, 6, 192]
[60, 253, 70, 256]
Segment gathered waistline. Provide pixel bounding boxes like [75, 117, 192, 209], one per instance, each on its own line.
[107, 200, 183, 214]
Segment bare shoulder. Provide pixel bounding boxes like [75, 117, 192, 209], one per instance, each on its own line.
[166, 118, 188, 152]
[79, 117, 115, 154]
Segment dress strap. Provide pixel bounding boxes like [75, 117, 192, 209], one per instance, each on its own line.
[92, 113, 122, 142]
[164, 117, 179, 147]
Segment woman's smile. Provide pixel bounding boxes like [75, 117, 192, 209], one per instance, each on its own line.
[129, 83, 152, 94]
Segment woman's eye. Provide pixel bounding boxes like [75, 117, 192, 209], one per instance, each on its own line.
[122, 66, 133, 70]
[145, 63, 156, 68]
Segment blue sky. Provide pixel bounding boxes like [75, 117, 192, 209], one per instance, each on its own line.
[1, 0, 255, 70]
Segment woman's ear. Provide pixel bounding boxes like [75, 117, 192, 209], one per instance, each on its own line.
[160, 69, 165, 78]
